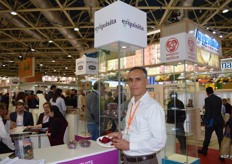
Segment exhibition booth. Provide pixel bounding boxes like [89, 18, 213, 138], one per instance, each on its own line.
[0, 1, 231, 164]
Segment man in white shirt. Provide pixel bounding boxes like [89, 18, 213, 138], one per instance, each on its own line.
[109, 66, 167, 164]
[0, 103, 15, 154]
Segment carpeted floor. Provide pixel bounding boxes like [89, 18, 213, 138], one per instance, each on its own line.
[197, 147, 232, 164]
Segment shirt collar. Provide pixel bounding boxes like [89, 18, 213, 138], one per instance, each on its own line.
[131, 91, 149, 104]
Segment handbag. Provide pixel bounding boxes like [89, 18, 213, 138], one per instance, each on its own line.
[220, 125, 232, 158]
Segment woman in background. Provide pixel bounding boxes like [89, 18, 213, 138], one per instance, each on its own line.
[50, 88, 66, 116]
[46, 105, 68, 146]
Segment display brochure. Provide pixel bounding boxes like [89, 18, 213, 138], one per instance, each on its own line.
[14, 138, 33, 159]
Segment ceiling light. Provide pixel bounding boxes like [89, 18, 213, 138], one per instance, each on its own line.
[31, 48, 35, 52]
[121, 46, 127, 49]
[212, 31, 216, 34]
[219, 35, 223, 38]
[206, 27, 210, 30]
[40, 63, 43, 66]
[48, 40, 53, 43]
[74, 27, 79, 31]
[147, 29, 161, 36]
[68, 55, 72, 58]
[65, 67, 68, 69]
[222, 8, 229, 13]
[52, 60, 55, 62]
[2, 64, 6, 67]
[10, 11, 17, 15]
[54, 70, 56, 72]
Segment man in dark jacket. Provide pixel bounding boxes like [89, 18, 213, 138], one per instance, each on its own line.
[198, 87, 224, 160]
[10, 100, 34, 128]
[167, 91, 186, 154]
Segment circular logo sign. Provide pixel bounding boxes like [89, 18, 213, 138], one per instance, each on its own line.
[188, 37, 195, 53]
[165, 38, 179, 53]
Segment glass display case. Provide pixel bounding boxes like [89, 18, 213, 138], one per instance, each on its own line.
[162, 61, 199, 164]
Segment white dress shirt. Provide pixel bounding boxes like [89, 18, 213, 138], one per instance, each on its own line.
[0, 116, 15, 150]
[50, 97, 67, 116]
[123, 92, 167, 156]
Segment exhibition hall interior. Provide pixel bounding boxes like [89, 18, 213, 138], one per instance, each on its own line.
[0, 0, 232, 164]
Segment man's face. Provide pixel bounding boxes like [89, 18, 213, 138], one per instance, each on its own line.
[128, 69, 147, 98]
[43, 104, 50, 114]
[16, 104, 25, 114]
[0, 108, 4, 117]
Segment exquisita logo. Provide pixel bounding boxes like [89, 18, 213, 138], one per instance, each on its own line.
[122, 19, 144, 31]
[95, 19, 117, 32]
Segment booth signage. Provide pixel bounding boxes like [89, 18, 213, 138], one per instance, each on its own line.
[160, 32, 197, 63]
[221, 58, 232, 70]
[75, 56, 98, 75]
[94, 1, 147, 52]
[18, 58, 35, 78]
[195, 29, 221, 55]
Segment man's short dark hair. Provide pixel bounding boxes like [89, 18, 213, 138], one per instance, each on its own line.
[50, 85, 56, 90]
[129, 66, 147, 79]
[206, 87, 214, 94]
[93, 81, 104, 90]
[170, 91, 178, 99]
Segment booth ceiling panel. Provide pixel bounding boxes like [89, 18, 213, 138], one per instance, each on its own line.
[0, 0, 231, 76]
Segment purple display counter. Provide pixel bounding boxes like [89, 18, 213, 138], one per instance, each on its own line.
[32, 140, 119, 164]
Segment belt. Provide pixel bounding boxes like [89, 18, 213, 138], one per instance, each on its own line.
[125, 154, 156, 162]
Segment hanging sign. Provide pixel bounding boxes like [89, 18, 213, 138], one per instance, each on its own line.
[94, 1, 147, 52]
[160, 32, 196, 63]
[75, 56, 98, 75]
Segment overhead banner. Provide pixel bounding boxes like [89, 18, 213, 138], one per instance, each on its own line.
[75, 56, 98, 75]
[160, 32, 197, 63]
[94, 1, 147, 52]
[18, 58, 35, 78]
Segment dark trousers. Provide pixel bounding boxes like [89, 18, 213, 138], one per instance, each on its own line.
[176, 123, 186, 154]
[202, 124, 223, 152]
[0, 141, 14, 154]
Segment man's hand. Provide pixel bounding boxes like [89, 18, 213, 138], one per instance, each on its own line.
[111, 138, 130, 151]
[107, 132, 123, 139]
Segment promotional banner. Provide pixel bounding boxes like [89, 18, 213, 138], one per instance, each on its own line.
[160, 32, 197, 63]
[18, 58, 35, 78]
[75, 56, 98, 75]
[94, 1, 147, 52]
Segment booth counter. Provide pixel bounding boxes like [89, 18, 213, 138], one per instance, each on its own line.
[0, 141, 119, 164]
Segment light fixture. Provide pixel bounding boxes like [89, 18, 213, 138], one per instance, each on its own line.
[222, 8, 229, 13]
[52, 60, 55, 62]
[10, 11, 17, 15]
[54, 70, 56, 72]
[74, 27, 79, 31]
[48, 40, 53, 43]
[212, 31, 216, 34]
[68, 55, 72, 58]
[40, 63, 43, 66]
[121, 46, 127, 49]
[206, 27, 210, 30]
[31, 48, 35, 52]
[219, 35, 223, 38]
[65, 67, 68, 69]
[147, 29, 161, 36]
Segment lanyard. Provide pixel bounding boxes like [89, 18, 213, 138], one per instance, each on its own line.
[127, 101, 141, 131]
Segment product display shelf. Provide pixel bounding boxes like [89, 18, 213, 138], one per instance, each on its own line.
[162, 61, 199, 164]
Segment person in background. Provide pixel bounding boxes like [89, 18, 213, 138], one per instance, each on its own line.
[50, 88, 66, 116]
[167, 91, 186, 154]
[108, 66, 167, 164]
[86, 81, 105, 140]
[0, 103, 15, 154]
[64, 89, 73, 107]
[71, 89, 78, 108]
[15, 91, 29, 111]
[10, 100, 34, 129]
[114, 85, 127, 104]
[222, 98, 232, 115]
[46, 85, 56, 102]
[46, 105, 68, 146]
[28, 91, 39, 109]
[186, 98, 194, 107]
[198, 87, 224, 161]
[105, 91, 115, 107]
[37, 102, 52, 128]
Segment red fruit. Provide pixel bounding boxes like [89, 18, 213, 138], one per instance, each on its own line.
[99, 137, 111, 144]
